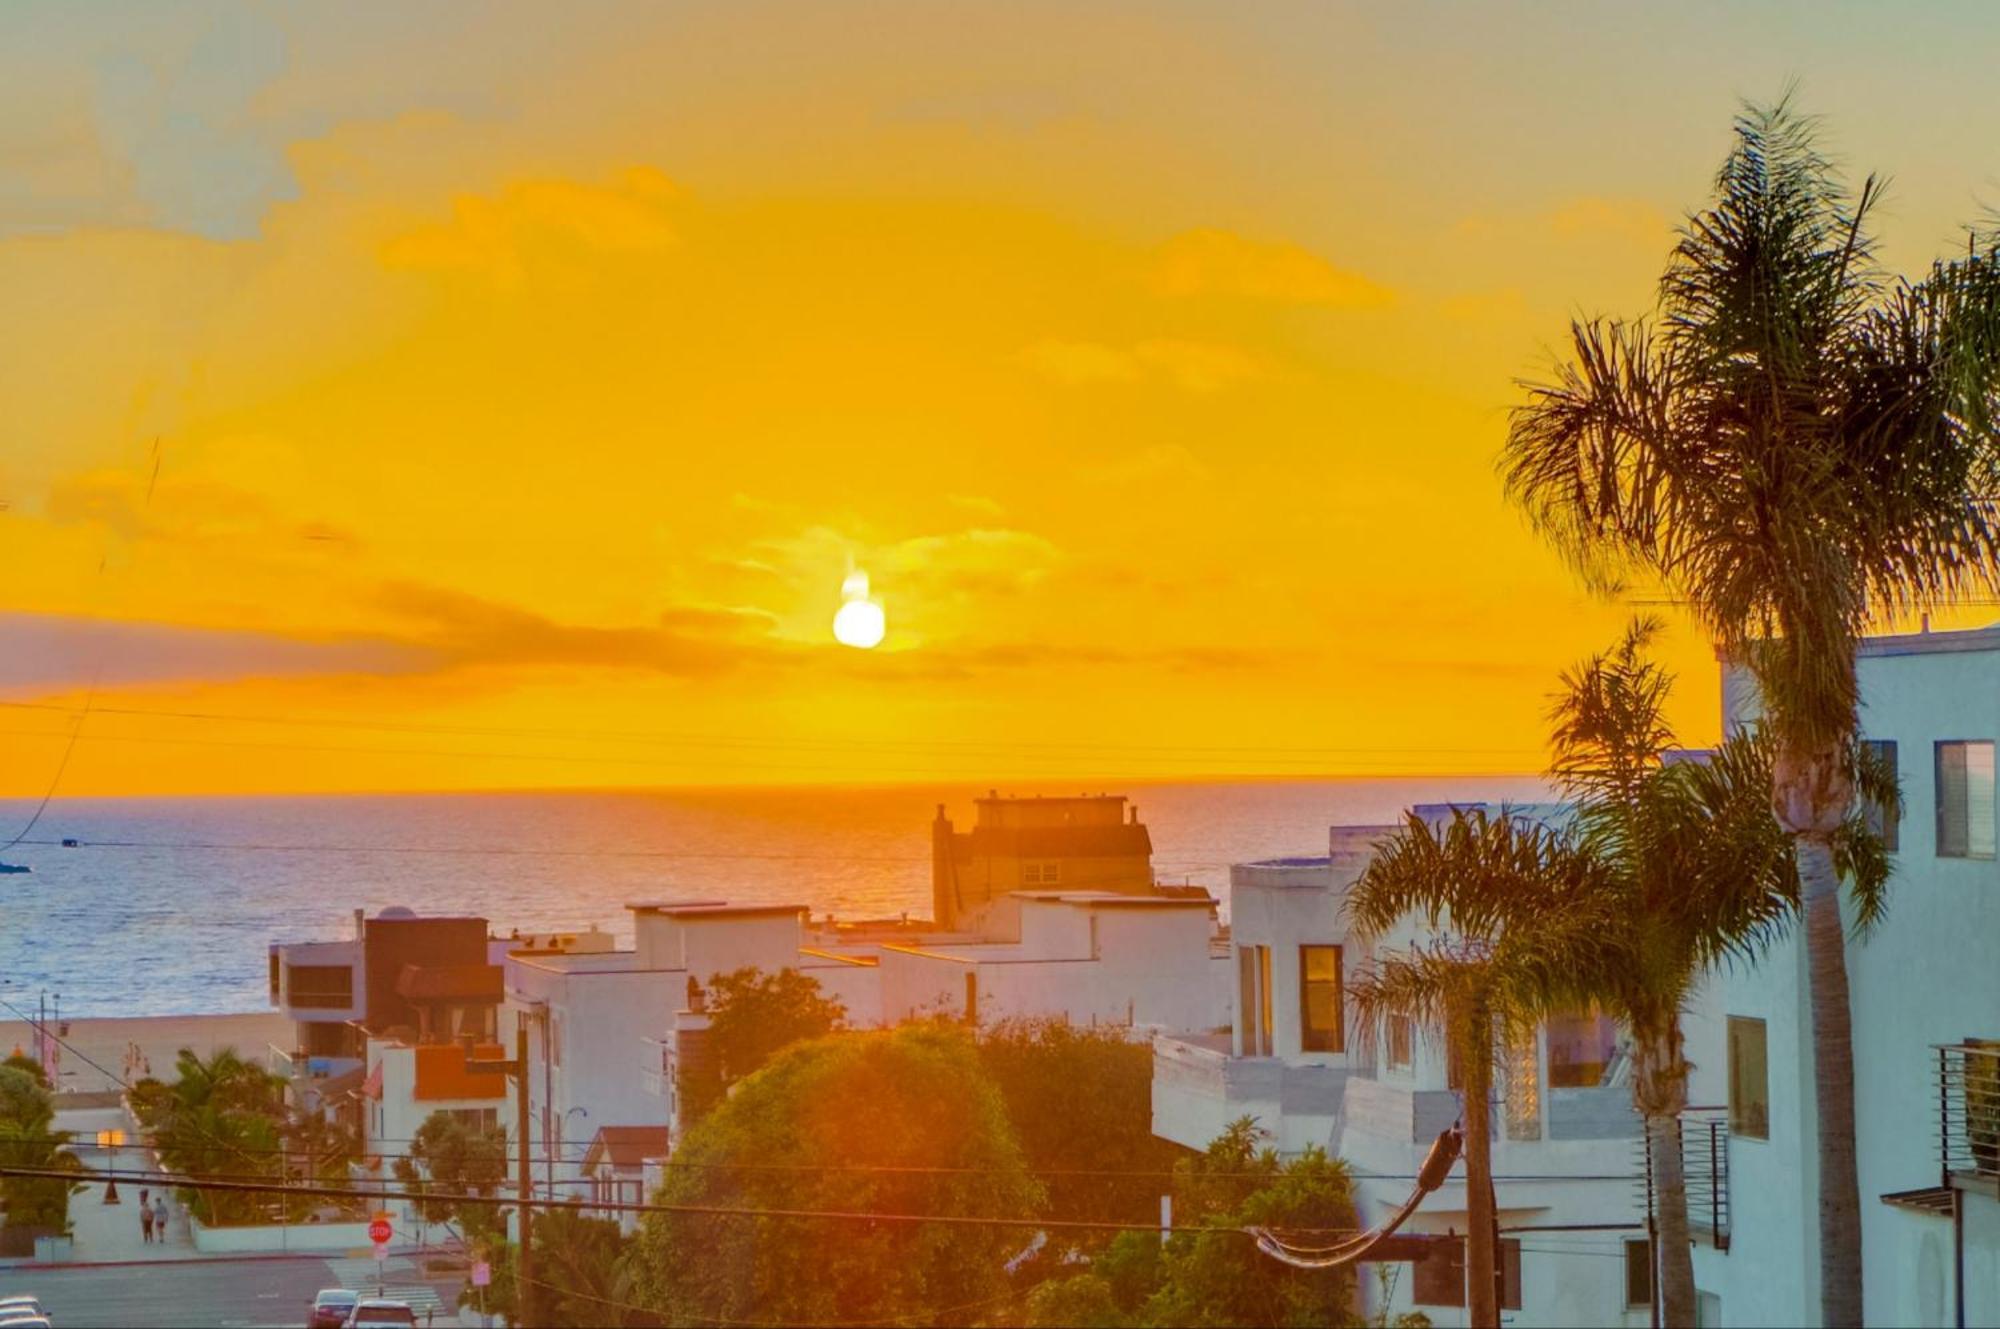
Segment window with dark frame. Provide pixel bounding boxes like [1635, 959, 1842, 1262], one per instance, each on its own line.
[1412, 1241, 1465, 1307]
[1625, 1238, 1654, 1308]
[1727, 1015, 1769, 1140]
[1936, 739, 1996, 859]
[1299, 944, 1343, 1052]
[1410, 1240, 1518, 1310]
[1861, 739, 1899, 851]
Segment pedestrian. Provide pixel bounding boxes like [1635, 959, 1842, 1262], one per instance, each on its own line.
[152, 1195, 170, 1243]
[139, 1199, 154, 1244]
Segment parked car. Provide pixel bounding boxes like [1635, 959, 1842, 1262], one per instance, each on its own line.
[0, 1295, 50, 1326]
[307, 1289, 360, 1329]
[341, 1300, 418, 1328]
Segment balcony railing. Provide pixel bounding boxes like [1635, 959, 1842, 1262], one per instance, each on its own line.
[1936, 1041, 2000, 1183]
[1638, 1107, 1730, 1251]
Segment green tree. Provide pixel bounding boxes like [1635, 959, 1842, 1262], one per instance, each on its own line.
[1505, 95, 2000, 1322]
[394, 1110, 510, 1242]
[1, 1054, 48, 1088]
[627, 1024, 1041, 1327]
[1348, 819, 1619, 1329]
[978, 1018, 1183, 1229]
[466, 1205, 646, 1328]
[129, 1048, 292, 1225]
[1143, 1120, 1360, 1329]
[704, 966, 847, 1087]
[0, 1065, 82, 1233]
[1538, 620, 1890, 1324]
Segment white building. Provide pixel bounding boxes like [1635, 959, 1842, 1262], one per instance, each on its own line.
[1153, 816, 1652, 1328]
[1684, 624, 2000, 1328]
[506, 892, 1234, 1201]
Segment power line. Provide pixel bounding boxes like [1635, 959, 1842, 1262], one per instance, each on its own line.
[0, 1163, 1351, 1237]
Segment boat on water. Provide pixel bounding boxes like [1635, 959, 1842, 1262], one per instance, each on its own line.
[0, 863, 30, 874]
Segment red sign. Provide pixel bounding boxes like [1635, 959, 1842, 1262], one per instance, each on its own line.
[368, 1218, 393, 1244]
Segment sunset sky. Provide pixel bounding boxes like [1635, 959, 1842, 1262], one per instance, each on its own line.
[6, 2, 2000, 795]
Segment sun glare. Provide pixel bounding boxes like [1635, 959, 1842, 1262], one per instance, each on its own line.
[833, 571, 886, 649]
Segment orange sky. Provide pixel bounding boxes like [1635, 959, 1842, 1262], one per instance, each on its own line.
[6, 2, 2000, 795]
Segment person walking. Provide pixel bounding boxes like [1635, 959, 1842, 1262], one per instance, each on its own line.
[139, 1196, 154, 1244]
[152, 1195, 170, 1244]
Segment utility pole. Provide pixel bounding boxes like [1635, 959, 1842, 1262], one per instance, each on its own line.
[470, 1025, 533, 1325]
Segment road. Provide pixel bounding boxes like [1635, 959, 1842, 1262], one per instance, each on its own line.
[0, 1254, 464, 1329]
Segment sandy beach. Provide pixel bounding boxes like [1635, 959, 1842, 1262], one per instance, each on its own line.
[0, 1011, 292, 1094]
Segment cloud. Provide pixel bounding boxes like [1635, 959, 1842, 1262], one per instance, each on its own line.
[0, 611, 428, 695]
[1150, 228, 1391, 307]
[380, 167, 680, 284]
[1017, 337, 1264, 393]
[372, 580, 780, 677]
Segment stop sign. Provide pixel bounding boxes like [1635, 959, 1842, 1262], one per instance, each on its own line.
[369, 1217, 393, 1244]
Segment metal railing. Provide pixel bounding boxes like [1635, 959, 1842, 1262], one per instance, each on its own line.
[1639, 1107, 1730, 1251]
[1936, 1041, 2000, 1183]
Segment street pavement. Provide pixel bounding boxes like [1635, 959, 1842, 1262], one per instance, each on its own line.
[0, 1251, 469, 1329]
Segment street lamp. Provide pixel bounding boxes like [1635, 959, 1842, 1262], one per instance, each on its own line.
[96, 1128, 126, 1204]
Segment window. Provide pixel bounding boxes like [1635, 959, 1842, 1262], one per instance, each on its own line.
[1385, 1014, 1413, 1071]
[1237, 945, 1272, 1056]
[1412, 1240, 1464, 1307]
[447, 1107, 498, 1132]
[1258, 946, 1273, 1056]
[1696, 1291, 1722, 1328]
[1861, 739, 1899, 851]
[286, 965, 354, 1010]
[1936, 740, 1996, 859]
[269, 953, 281, 1006]
[1727, 1016, 1769, 1140]
[1625, 1239, 1654, 1309]
[1501, 1238, 1522, 1311]
[1023, 861, 1061, 885]
[1547, 1007, 1621, 1087]
[1299, 945, 1343, 1052]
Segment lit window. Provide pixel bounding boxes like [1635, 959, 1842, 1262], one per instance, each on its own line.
[1727, 1016, 1768, 1140]
[1547, 1007, 1621, 1087]
[1936, 740, 1996, 859]
[1299, 945, 1343, 1052]
[1237, 945, 1272, 1057]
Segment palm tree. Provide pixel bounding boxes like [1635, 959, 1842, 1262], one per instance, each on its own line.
[1505, 95, 2000, 1323]
[1546, 619, 1891, 1325]
[1347, 811, 1618, 1329]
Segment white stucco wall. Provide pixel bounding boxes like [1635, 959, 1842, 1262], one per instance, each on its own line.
[1690, 634, 2000, 1327]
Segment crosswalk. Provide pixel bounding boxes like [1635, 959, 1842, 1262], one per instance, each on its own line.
[321, 1256, 450, 1318]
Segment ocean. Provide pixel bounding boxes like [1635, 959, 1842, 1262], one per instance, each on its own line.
[0, 776, 1546, 1018]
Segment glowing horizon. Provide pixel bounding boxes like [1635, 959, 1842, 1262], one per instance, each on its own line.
[6, 3, 2000, 797]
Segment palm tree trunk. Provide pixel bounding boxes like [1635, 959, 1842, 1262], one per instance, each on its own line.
[1462, 1004, 1499, 1329]
[1647, 1112, 1696, 1327]
[1798, 830, 1863, 1327]
[1633, 1019, 1696, 1327]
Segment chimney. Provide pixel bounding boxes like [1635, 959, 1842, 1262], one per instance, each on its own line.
[353, 908, 365, 941]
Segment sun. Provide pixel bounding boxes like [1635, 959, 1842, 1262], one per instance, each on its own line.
[833, 571, 886, 649]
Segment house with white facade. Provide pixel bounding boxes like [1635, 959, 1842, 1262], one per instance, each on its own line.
[1683, 624, 2000, 1328]
[1153, 816, 1653, 1328]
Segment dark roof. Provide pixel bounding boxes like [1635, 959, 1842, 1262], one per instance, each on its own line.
[395, 963, 503, 1003]
[584, 1125, 672, 1171]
